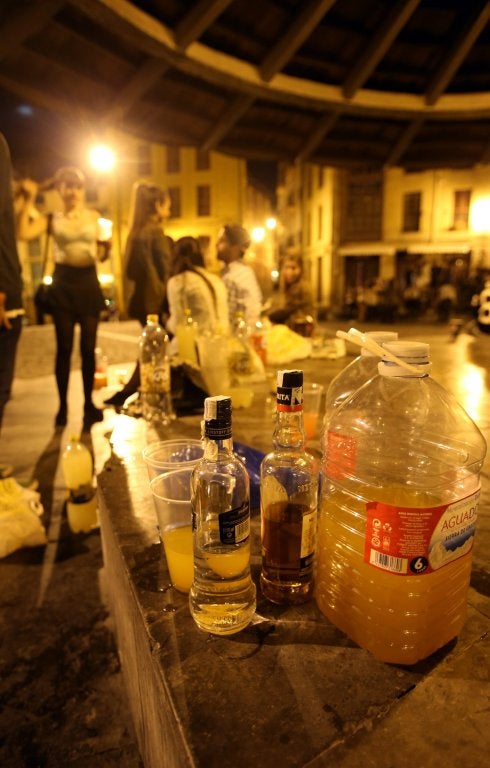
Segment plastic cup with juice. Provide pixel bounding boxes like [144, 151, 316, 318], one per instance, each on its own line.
[302, 382, 324, 440]
[150, 468, 195, 593]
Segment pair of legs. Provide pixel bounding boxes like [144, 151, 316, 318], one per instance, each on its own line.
[0, 316, 22, 476]
[52, 310, 102, 426]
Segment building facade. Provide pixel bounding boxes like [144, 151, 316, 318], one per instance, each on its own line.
[277, 162, 490, 320]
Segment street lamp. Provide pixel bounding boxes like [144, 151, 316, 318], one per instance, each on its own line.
[88, 143, 116, 174]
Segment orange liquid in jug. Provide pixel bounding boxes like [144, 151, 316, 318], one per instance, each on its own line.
[315, 483, 474, 665]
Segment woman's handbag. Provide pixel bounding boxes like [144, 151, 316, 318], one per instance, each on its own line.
[34, 214, 53, 317]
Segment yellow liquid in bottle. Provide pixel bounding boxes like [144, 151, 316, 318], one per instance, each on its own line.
[205, 541, 251, 578]
[162, 525, 194, 593]
[315, 484, 473, 665]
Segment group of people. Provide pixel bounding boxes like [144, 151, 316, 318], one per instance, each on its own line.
[0, 134, 315, 480]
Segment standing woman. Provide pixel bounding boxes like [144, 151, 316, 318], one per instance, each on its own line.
[17, 167, 107, 429]
[104, 182, 172, 407]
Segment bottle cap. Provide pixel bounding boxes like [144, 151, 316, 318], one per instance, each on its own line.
[204, 396, 232, 439]
[277, 370, 303, 388]
[146, 314, 159, 324]
[276, 370, 303, 411]
[379, 341, 431, 377]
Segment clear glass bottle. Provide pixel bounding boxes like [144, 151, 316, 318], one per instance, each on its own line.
[61, 435, 98, 533]
[139, 314, 174, 424]
[176, 308, 198, 365]
[316, 341, 487, 664]
[189, 396, 256, 635]
[260, 369, 318, 604]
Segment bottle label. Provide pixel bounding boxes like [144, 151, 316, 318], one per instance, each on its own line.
[277, 385, 303, 412]
[140, 362, 170, 393]
[364, 488, 480, 575]
[300, 509, 317, 561]
[69, 483, 95, 505]
[324, 431, 357, 478]
[219, 501, 250, 545]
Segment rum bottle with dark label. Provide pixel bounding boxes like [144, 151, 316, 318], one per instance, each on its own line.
[189, 396, 256, 634]
[260, 370, 318, 604]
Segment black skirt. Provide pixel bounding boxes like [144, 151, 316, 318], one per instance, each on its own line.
[50, 263, 106, 317]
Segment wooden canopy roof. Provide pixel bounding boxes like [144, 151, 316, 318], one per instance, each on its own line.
[1, 0, 489, 172]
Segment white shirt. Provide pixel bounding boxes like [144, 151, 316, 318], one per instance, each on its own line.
[52, 208, 100, 267]
[222, 260, 263, 326]
[166, 268, 230, 336]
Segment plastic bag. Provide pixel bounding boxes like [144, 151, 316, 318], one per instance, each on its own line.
[0, 478, 47, 558]
[265, 324, 312, 365]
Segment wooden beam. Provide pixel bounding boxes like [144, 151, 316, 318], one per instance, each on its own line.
[384, 118, 424, 166]
[0, 72, 91, 118]
[174, 0, 233, 50]
[201, 94, 254, 151]
[0, 0, 66, 60]
[342, 0, 421, 99]
[259, 0, 337, 83]
[295, 112, 341, 163]
[103, 58, 169, 124]
[425, 2, 490, 107]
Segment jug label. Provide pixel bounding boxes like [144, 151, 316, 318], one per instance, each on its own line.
[364, 488, 480, 575]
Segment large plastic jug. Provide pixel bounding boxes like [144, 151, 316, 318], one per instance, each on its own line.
[316, 341, 487, 664]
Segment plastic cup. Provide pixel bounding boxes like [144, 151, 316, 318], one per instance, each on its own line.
[142, 439, 203, 481]
[302, 383, 324, 441]
[150, 468, 194, 593]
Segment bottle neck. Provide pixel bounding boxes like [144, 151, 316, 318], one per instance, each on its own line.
[203, 435, 234, 460]
[273, 409, 305, 449]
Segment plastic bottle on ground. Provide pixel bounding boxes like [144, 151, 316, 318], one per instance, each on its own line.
[61, 435, 98, 533]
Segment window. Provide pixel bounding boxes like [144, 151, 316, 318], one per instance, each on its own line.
[197, 185, 211, 216]
[453, 189, 471, 230]
[343, 173, 382, 241]
[403, 192, 421, 232]
[318, 166, 324, 188]
[168, 187, 181, 218]
[196, 149, 210, 170]
[166, 146, 180, 173]
[137, 144, 151, 176]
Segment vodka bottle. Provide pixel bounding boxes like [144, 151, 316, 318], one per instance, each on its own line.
[61, 435, 98, 533]
[189, 396, 256, 635]
[316, 341, 487, 664]
[260, 370, 318, 604]
[139, 314, 174, 424]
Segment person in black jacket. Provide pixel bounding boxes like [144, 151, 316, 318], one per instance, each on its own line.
[0, 133, 24, 477]
[104, 182, 172, 408]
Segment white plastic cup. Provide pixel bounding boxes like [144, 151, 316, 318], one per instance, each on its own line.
[302, 382, 324, 441]
[150, 468, 194, 593]
[142, 439, 203, 481]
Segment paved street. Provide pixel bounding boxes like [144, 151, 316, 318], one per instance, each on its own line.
[0, 318, 489, 766]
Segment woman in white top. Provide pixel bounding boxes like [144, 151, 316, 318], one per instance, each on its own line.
[17, 167, 107, 428]
[166, 237, 229, 345]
